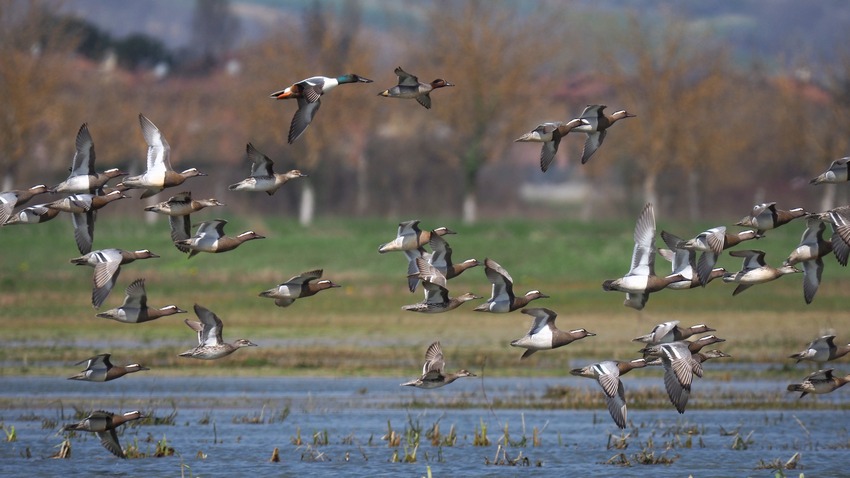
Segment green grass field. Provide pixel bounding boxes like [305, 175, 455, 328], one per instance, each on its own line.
[1, 213, 847, 379]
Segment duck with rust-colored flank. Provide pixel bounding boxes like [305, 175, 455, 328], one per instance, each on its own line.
[228, 143, 307, 195]
[515, 119, 583, 172]
[120, 114, 206, 198]
[2, 203, 60, 226]
[788, 369, 850, 398]
[70, 248, 159, 308]
[789, 335, 850, 364]
[0, 184, 48, 225]
[270, 73, 373, 144]
[50, 123, 126, 194]
[175, 219, 265, 258]
[67, 353, 149, 382]
[736, 202, 807, 235]
[811, 157, 850, 185]
[378, 66, 453, 109]
[602, 203, 683, 310]
[569, 104, 636, 164]
[570, 358, 648, 429]
[658, 230, 726, 290]
[632, 320, 716, 345]
[179, 304, 258, 360]
[400, 341, 476, 389]
[402, 258, 480, 313]
[677, 226, 762, 286]
[96, 278, 186, 323]
[45, 190, 127, 254]
[784, 217, 833, 304]
[722, 249, 800, 296]
[259, 269, 340, 307]
[63, 410, 144, 459]
[378, 220, 455, 253]
[510, 307, 595, 360]
[144, 191, 224, 253]
[474, 257, 548, 313]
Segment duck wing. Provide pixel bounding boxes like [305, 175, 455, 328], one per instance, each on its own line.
[288, 97, 321, 144]
[139, 114, 172, 174]
[246, 143, 275, 177]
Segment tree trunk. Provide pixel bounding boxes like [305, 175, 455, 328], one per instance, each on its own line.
[819, 183, 836, 212]
[299, 181, 315, 227]
[687, 169, 700, 221]
[642, 171, 658, 209]
[355, 151, 368, 216]
[463, 191, 477, 225]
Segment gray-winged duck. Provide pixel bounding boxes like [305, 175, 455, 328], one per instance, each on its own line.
[70, 248, 159, 308]
[570, 358, 648, 429]
[789, 335, 850, 364]
[228, 143, 307, 194]
[120, 114, 206, 198]
[810, 157, 850, 185]
[602, 203, 683, 310]
[270, 73, 373, 144]
[378, 220, 455, 253]
[378, 66, 453, 109]
[175, 219, 265, 258]
[784, 217, 833, 304]
[2, 203, 60, 226]
[787, 369, 850, 398]
[402, 258, 480, 313]
[96, 278, 186, 323]
[515, 119, 583, 172]
[50, 123, 126, 194]
[809, 206, 850, 266]
[45, 190, 127, 254]
[0, 184, 48, 225]
[632, 320, 716, 345]
[678, 226, 761, 286]
[179, 304, 257, 360]
[259, 269, 340, 307]
[426, 233, 480, 280]
[400, 341, 476, 388]
[510, 307, 595, 360]
[736, 202, 807, 235]
[474, 257, 548, 313]
[658, 230, 726, 289]
[144, 191, 224, 253]
[570, 104, 636, 164]
[722, 249, 800, 295]
[63, 410, 144, 458]
[68, 353, 149, 382]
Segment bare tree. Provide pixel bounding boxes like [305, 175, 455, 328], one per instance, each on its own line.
[189, 0, 241, 70]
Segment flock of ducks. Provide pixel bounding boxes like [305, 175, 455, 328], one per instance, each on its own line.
[3, 65, 850, 457]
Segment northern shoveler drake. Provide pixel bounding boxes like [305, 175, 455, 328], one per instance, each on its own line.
[96, 278, 186, 323]
[789, 335, 850, 364]
[510, 307, 595, 359]
[70, 249, 159, 308]
[179, 304, 257, 360]
[810, 157, 850, 185]
[120, 114, 206, 198]
[378, 66, 453, 109]
[784, 217, 833, 304]
[602, 203, 683, 309]
[474, 257, 548, 313]
[144, 191, 225, 253]
[569, 105, 636, 164]
[722, 249, 800, 296]
[258, 269, 340, 307]
[45, 190, 127, 254]
[0, 184, 48, 224]
[400, 341, 476, 388]
[787, 369, 850, 398]
[632, 320, 716, 345]
[228, 143, 307, 195]
[570, 358, 648, 429]
[515, 119, 583, 172]
[735, 202, 807, 235]
[269, 73, 373, 144]
[50, 123, 126, 194]
[677, 226, 762, 286]
[175, 219, 265, 258]
[63, 410, 144, 459]
[67, 353, 149, 382]
[402, 258, 480, 313]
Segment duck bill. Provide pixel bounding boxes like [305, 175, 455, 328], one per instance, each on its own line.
[514, 132, 538, 142]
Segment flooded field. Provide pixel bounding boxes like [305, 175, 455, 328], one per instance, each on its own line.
[1, 376, 847, 477]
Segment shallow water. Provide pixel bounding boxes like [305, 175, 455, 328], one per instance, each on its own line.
[1, 376, 847, 477]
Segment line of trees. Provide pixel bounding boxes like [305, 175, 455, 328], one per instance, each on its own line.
[2, 1, 849, 224]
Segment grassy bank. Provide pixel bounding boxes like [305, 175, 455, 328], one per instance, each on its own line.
[1, 214, 847, 378]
